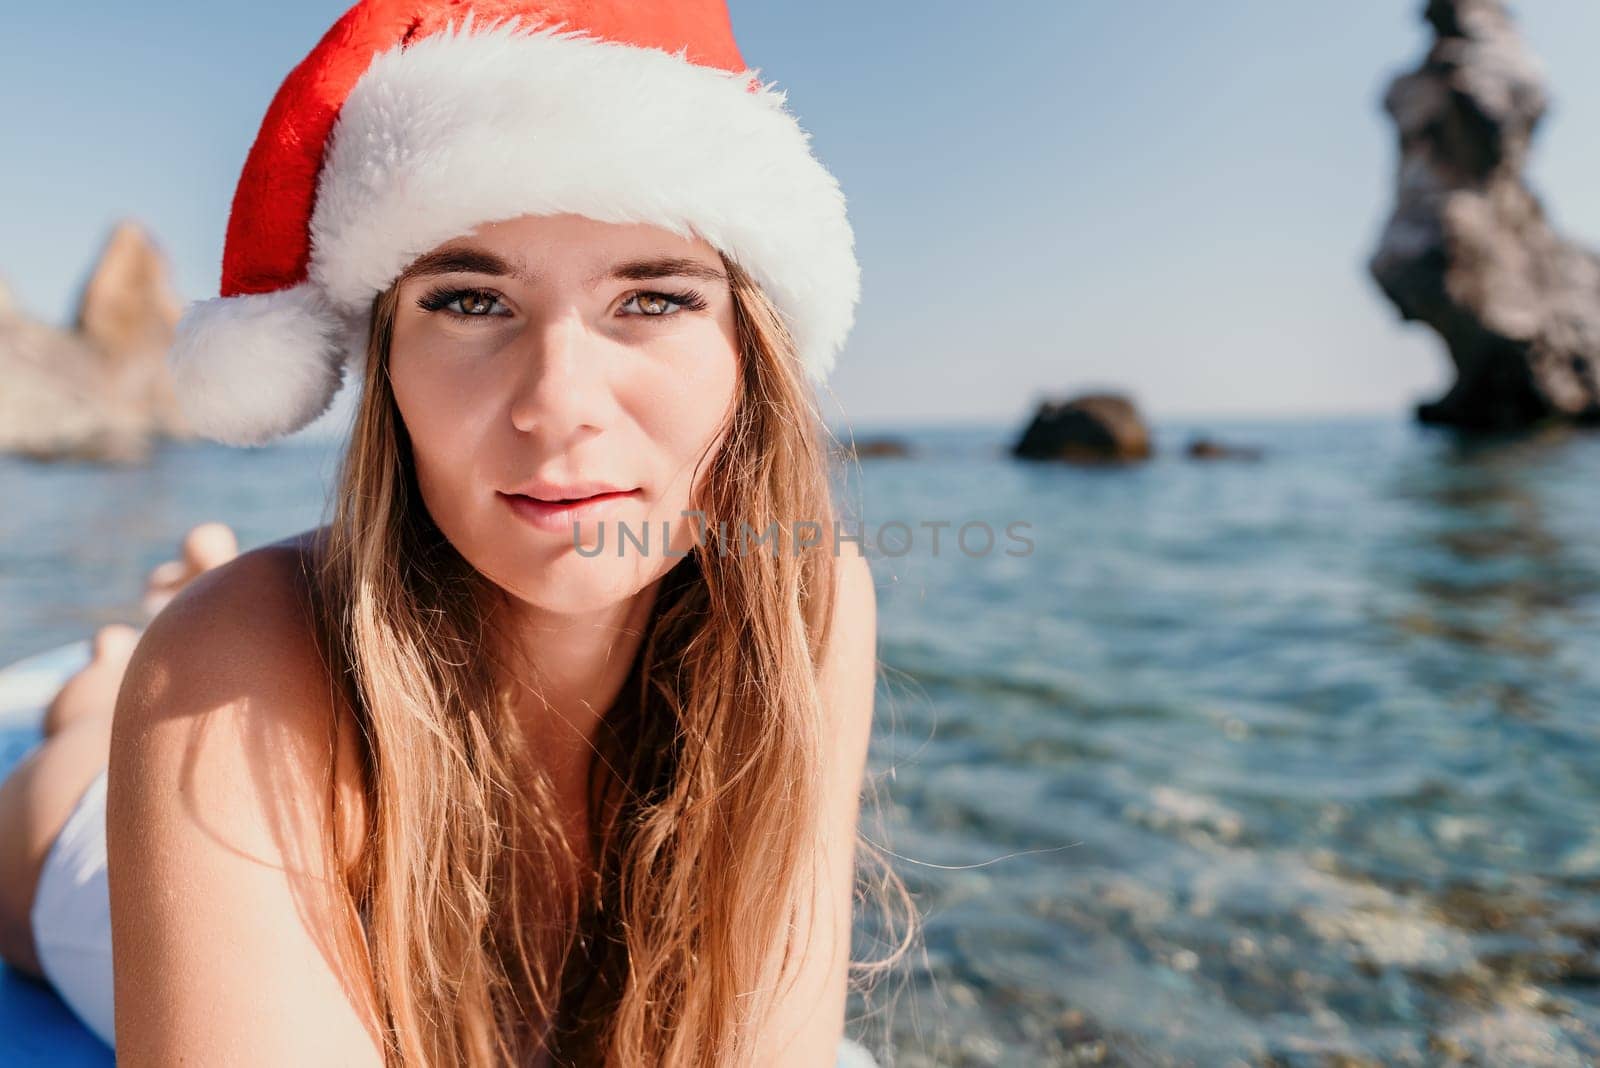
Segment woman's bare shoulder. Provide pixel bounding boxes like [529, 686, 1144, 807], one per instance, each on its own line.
[120, 526, 334, 724]
[113, 525, 369, 882]
[106, 530, 383, 1063]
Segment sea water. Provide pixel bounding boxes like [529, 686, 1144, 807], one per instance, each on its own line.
[2, 415, 1597, 1065]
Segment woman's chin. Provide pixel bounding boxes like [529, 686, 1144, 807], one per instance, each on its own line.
[488, 554, 663, 617]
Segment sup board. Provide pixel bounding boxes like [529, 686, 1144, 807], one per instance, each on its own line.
[0, 639, 113, 1065]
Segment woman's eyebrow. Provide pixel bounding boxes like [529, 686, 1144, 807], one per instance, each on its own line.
[403, 247, 520, 281]
[401, 247, 726, 287]
[602, 257, 727, 285]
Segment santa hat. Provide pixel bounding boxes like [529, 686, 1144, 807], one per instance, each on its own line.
[169, 0, 859, 446]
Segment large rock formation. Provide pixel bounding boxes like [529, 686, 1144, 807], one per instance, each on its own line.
[1370, 0, 1600, 431]
[0, 222, 191, 462]
[1012, 392, 1152, 463]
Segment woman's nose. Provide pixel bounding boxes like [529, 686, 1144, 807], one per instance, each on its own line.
[504, 311, 609, 440]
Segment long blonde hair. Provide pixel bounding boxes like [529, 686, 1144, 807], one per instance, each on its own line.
[305, 250, 916, 1065]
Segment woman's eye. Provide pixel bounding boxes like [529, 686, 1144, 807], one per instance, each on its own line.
[414, 286, 707, 321]
[415, 287, 510, 319]
[619, 289, 708, 318]
[453, 291, 501, 316]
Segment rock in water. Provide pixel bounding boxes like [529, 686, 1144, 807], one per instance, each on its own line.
[841, 436, 913, 460]
[1186, 437, 1263, 462]
[0, 221, 191, 462]
[1012, 393, 1152, 462]
[77, 221, 184, 361]
[76, 221, 188, 441]
[1370, 0, 1600, 431]
[0, 288, 147, 462]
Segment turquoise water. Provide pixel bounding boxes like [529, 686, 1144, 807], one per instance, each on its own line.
[3, 416, 1598, 1065]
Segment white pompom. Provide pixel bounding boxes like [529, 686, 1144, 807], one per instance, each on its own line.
[167, 283, 348, 447]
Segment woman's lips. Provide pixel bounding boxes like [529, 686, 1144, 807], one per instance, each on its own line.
[499, 489, 640, 535]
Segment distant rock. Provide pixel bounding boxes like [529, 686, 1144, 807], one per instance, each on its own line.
[0, 221, 191, 462]
[1370, 0, 1600, 431]
[843, 436, 913, 459]
[1012, 392, 1152, 463]
[1186, 436, 1264, 461]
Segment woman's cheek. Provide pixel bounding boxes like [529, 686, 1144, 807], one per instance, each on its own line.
[395, 336, 493, 442]
[391, 338, 493, 519]
[635, 337, 738, 519]
[648, 326, 739, 427]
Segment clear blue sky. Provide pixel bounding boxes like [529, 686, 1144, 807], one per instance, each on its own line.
[4, 2, 1599, 428]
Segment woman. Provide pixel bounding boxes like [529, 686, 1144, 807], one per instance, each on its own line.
[0, 1, 913, 1064]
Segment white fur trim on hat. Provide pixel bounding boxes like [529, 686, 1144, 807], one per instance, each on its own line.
[171, 16, 859, 447]
[309, 17, 860, 384]
[168, 283, 350, 447]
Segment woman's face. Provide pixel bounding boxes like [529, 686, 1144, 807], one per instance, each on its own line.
[388, 213, 740, 614]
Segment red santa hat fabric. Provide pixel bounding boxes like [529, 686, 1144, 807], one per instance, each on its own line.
[169, 0, 860, 446]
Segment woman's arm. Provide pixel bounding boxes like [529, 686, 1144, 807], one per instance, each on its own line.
[106, 548, 384, 1066]
[754, 550, 879, 1065]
